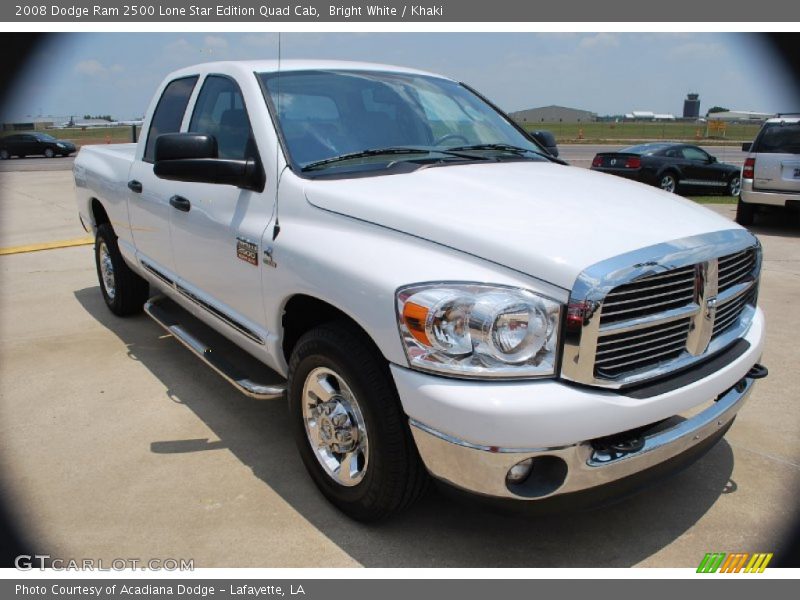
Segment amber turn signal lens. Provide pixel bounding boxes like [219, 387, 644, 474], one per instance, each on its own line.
[402, 301, 431, 346]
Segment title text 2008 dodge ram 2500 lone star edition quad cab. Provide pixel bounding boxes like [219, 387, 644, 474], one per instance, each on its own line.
[74, 60, 768, 521]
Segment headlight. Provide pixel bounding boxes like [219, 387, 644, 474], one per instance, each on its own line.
[396, 283, 561, 379]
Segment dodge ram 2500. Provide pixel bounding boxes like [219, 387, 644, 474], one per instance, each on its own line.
[74, 60, 767, 521]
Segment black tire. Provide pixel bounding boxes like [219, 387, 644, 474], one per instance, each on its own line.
[94, 223, 149, 316]
[287, 322, 428, 521]
[727, 175, 742, 197]
[658, 171, 679, 194]
[44, 147, 54, 158]
[735, 199, 755, 226]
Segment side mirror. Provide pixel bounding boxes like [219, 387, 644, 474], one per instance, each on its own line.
[530, 130, 559, 157]
[708, 155, 717, 163]
[742, 142, 752, 152]
[153, 133, 264, 191]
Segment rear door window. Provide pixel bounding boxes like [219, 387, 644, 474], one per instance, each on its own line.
[189, 75, 257, 160]
[143, 76, 198, 162]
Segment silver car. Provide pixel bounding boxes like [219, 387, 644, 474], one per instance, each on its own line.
[737, 115, 800, 225]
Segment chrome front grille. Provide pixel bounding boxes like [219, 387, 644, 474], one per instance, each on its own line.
[561, 230, 761, 389]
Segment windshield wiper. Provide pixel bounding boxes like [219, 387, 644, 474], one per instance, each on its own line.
[447, 143, 551, 160]
[301, 147, 486, 172]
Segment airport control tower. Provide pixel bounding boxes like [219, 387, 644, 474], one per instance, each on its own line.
[683, 93, 700, 118]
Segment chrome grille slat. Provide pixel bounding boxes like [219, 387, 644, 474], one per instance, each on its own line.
[718, 252, 753, 274]
[611, 267, 695, 284]
[712, 290, 755, 337]
[598, 319, 689, 344]
[718, 261, 755, 287]
[595, 345, 686, 373]
[598, 305, 699, 335]
[596, 337, 687, 363]
[604, 277, 695, 299]
[603, 286, 697, 306]
[600, 294, 695, 318]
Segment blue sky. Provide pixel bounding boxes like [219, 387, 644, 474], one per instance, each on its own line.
[3, 33, 796, 120]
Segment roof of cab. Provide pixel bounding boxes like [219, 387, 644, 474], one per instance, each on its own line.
[164, 59, 450, 81]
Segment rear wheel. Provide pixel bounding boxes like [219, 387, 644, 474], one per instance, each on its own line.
[287, 322, 428, 521]
[735, 199, 756, 226]
[44, 147, 55, 158]
[659, 172, 678, 193]
[727, 175, 742, 197]
[94, 223, 149, 316]
[0, 149, 9, 160]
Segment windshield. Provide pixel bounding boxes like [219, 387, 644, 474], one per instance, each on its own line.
[35, 133, 56, 141]
[259, 70, 548, 173]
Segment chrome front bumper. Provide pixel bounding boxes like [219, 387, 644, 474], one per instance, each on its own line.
[410, 373, 759, 500]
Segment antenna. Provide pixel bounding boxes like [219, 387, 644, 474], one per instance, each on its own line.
[272, 31, 282, 241]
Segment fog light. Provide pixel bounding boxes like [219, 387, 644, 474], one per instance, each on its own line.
[506, 458, 534, 485]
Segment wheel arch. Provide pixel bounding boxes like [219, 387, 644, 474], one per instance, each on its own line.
[90, 197, 111, 231]
[280, 293, 386, 366]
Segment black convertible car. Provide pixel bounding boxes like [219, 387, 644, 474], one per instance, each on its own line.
[591, 142, 741, 196]
[0, 132, 76, 159]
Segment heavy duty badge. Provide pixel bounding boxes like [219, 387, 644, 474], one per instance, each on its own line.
[236, 237, 258, 266]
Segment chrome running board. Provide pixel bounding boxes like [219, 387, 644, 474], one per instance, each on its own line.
[144, 296, 286, 400]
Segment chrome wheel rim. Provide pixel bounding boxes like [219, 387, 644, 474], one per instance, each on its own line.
[302, 366, 369, 487]
[660, 175, 676, 193]
[45, 148, 54, 158]
[98, 242, 116, 300]
[729, 177, 741, 197]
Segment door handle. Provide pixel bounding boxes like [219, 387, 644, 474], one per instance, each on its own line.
[127, 180, 143, 193]
[169, 195, 191, 212]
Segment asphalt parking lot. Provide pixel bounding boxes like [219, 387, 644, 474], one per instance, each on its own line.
[0, 160, 798, 568]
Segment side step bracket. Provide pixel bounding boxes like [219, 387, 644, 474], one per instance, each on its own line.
[144, 296, 286, 400]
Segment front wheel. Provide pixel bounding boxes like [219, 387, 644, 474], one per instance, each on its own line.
[727, 175, 741, 197]
[94, 223, 149, 316]
[287, 322, 428, 521]
[659, 172, 678, 193]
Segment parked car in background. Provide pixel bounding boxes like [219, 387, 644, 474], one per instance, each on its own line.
[0, 132, 76, 159]
[737, 115, 800, 226]
[591, 142, 741, 196]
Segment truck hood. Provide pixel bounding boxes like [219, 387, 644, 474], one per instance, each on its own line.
[303, 162, 739, 290]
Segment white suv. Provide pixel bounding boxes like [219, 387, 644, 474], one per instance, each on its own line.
[737, 114, 800, 225]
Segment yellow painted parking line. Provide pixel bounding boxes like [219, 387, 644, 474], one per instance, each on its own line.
[0, 236, 94, 256]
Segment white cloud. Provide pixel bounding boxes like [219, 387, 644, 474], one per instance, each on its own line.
[241, 33, 279, 48]
[578, 33, 620, 50]
[668, 41, 727, 60]
[74, 59, 124, 77]
[204, 35, 228, 49]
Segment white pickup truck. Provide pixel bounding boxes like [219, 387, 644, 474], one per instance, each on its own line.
[74, 60, 767, 520]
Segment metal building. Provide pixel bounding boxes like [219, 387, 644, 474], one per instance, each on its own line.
[509, 105, 597, 124]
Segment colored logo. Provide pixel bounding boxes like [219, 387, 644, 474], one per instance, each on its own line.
[697, 552, 773, 573]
